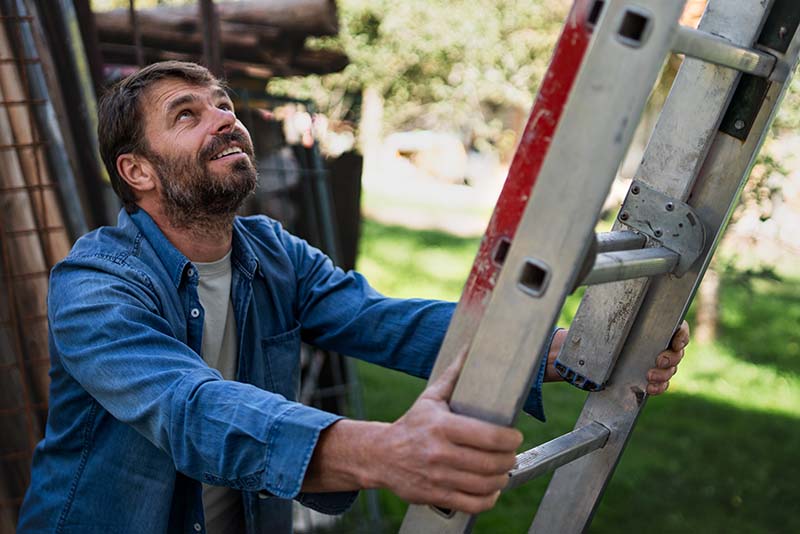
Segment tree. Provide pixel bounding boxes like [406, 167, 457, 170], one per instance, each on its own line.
[269, 0, 570, 156]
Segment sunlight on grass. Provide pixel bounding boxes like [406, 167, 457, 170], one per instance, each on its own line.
[677, 342, 799, 417]
[354, 217, 800, 533]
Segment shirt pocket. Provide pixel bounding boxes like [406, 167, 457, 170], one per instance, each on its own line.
[261, 322, 302, 401]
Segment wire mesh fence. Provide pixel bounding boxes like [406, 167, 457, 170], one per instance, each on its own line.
[0, 5, 74, 531]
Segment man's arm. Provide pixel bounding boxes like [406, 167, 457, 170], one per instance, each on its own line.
[302, 353, 522, 514]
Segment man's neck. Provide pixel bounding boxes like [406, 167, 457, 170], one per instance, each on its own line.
[140, 204, 234, 263]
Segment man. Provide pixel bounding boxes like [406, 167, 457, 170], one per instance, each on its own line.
[18, 61, 687, 533]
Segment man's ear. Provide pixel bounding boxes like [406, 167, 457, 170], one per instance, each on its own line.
[116, 153, 157, 194]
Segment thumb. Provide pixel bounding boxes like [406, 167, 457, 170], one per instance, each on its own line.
[422, 348, 468, 402]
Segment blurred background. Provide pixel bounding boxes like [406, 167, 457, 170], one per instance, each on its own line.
[0, 0, 798, 532]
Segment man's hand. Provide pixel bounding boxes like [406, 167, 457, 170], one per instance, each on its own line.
[302, 353, 522, 515]
[646, 320, 689, 395]
[544, 321, 690, 395]
[371, 353, 522, 514]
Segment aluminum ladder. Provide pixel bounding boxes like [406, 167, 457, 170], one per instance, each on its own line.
[399, 0, 800, 532]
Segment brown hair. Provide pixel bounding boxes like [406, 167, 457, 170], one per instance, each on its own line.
[97, 61, 221, 213]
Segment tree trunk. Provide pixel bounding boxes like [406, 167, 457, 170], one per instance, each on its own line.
[358, 85, 383, 183]
[695, 263, 720, 343]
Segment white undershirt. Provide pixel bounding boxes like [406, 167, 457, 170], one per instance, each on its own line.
[195, 251, 245, 534]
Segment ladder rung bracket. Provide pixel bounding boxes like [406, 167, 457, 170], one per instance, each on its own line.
[506, 422, 610, 491]
[580, 247, 678, 286]
[673, 26, 776, 78]
[618, 180, 706, 276]
[595, 231, 646, 254]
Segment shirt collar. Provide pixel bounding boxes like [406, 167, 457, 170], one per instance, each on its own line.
[126, 208, 190, 288]
[125, 208, 261, 286]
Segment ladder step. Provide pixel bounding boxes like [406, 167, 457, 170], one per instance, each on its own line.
[506, 422, 610, 491]
[596, 231, 646, 253]
[673, 26, 776, 78]
[580, 247, 678, 286]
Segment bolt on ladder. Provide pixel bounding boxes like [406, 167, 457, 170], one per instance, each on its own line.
[400, 0, 800, 532]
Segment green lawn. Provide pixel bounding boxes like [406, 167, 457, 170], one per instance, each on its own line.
[352, 219, 800, 534]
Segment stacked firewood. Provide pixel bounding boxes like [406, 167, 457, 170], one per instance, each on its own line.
[93, 0, 349, 80]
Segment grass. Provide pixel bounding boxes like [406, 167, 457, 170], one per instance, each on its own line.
[351, 218, 800, 534]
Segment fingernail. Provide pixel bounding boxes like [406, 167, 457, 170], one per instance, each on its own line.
[659, 356, 670, 368]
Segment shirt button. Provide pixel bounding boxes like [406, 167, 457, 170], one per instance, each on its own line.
[190, 308, 200, 318]
[187, 267, 195, 277]
[193, 523, 202, 532]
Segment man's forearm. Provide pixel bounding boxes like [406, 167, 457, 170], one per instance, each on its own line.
[301, 419, 388, 493]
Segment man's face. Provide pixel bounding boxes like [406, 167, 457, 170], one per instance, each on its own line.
[139, 78, 257, 227]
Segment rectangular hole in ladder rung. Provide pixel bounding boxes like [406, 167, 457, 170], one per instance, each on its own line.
[492, 237, 511, 266]
[616, 8, 651, 48]
[517, 258, 551, 298]
[587, 0, 605, 28]
[431, 506, 455, 519]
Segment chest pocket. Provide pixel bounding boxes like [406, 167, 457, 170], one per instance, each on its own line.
[261, 323, 302, 401]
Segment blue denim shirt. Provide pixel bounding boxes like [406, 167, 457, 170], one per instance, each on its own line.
[18, 208, 547, 534]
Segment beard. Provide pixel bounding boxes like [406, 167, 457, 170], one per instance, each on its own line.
[145, 130, 258, 231]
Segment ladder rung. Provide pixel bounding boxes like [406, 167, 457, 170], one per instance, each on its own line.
[673, 26, 776, 78]
[596, 231, 646, 253]
[581, 247, 678, 286]
[506, 422, 610, 491]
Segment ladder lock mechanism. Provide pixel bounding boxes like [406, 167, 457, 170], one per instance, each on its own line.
[618, 180, 706, 276]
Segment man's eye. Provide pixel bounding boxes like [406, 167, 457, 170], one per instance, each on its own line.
[219, 103, 233, 112]
[177, 110, 193, 121]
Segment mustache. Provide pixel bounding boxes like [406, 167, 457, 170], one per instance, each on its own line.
[200, 130, 254, 161]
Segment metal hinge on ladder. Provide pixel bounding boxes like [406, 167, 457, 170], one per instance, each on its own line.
[400, 1, 800, 533]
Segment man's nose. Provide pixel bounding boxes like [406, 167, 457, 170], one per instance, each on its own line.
[211, 107, 236, 134]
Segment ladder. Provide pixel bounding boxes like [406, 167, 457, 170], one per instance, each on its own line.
[400, 0, 800, 532]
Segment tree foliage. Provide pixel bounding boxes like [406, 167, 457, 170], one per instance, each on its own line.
[269, 0, 570, 153]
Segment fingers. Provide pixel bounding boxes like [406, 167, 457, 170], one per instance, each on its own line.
[429, 441, 518, 475]
[647, 365, 677, 384]
[647, 381, 669, 395]
[419, 489, 502, 516]
[423, 349, 468, 402]
[671, 320, 690, 352]
[443, 413, 523, 452]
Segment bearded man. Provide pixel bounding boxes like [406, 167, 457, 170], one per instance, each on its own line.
[17, 61, 687, 534]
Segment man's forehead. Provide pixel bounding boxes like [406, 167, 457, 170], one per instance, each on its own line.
[145, 78, 229, 111]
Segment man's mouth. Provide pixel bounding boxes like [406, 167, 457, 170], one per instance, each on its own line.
[209, 146, 244, 161]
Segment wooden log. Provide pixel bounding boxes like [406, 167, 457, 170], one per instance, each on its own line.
[99, 41, 348, 78]
[94, 0, 338, 37]
[95, 19, 282, 53]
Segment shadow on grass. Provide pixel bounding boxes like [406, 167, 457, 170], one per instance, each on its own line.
[714, 271, 800, 377]
[355, 363, 800, 534]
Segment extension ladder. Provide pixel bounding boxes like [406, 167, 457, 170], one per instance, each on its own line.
[399, 0, 800, 532]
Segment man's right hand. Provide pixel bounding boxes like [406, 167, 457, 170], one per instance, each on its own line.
[369, 354, 523, 514]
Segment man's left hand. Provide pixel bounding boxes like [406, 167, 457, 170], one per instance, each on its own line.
[544, 321, 690, 396]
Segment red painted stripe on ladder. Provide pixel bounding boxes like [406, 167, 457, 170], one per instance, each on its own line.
[460, 0, 594, 310]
